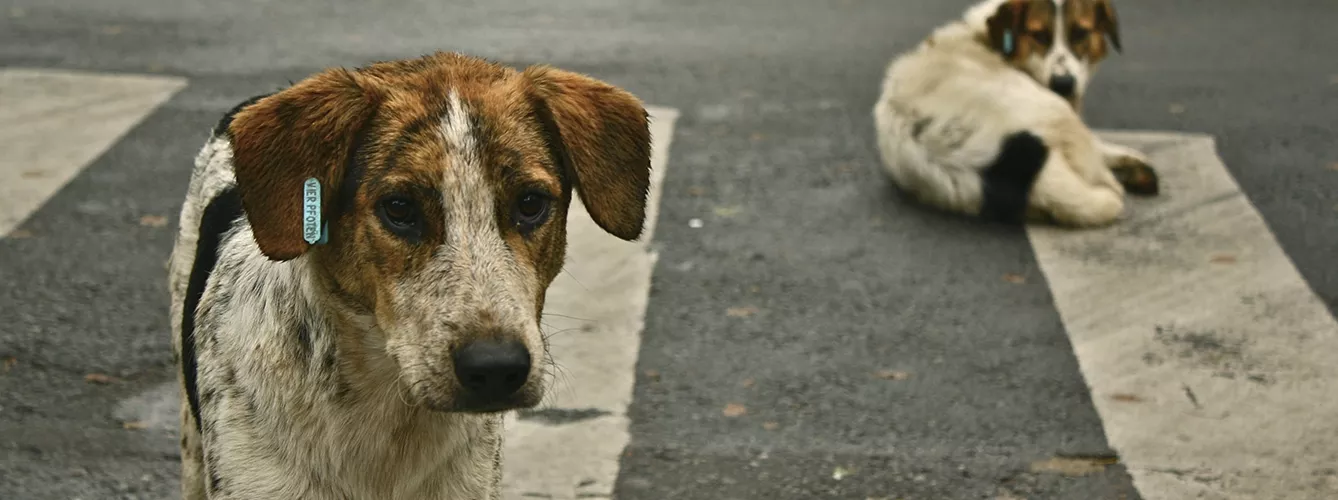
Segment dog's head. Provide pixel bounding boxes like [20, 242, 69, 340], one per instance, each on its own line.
[977, 0, 1122, 108]
[225, 53, 651, 413]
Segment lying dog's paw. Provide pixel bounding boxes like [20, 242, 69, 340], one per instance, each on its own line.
[1109, 158, 1160, 197]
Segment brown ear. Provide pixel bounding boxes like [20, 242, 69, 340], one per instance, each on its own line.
[1095, 0, 1123, 53]
[227, 69, 381, 261]
[986, 0, 1029, 58]
[523, 65, 652, 241]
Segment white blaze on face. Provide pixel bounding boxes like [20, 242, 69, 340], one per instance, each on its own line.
[1043, 0, 1091, 99]
[388, 89, 547, 407]
[440, 90, 493, 244]
[426, 89, 539, 350]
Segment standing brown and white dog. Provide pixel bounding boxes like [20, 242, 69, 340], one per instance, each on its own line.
[872, 0, 1160, 227]
[167, 52, 653, 499]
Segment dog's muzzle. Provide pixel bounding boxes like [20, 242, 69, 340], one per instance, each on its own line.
[452, 338, 532, 410]
[1048, 74, 1077, 99]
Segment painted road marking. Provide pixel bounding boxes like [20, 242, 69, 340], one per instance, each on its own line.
[1029, 131, 1338, 499]
[0, 68, 186, 237]
[500, 106, 679, 500]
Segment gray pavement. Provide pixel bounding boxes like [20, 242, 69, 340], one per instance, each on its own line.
[1, 0, 1336, 499]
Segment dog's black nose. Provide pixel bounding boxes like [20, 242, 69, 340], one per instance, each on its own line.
[453, 339, 531, 399]
[1048, 74, 1077, 98]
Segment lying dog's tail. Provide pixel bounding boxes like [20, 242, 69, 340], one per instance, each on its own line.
[977, 131, 1048, 224]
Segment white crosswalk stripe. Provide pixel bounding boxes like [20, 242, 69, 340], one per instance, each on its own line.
[0, 68, 186, 237]
[1029, 131, 1338, 500]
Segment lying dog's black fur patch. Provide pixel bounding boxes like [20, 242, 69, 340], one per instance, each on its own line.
[182, 186, 244, 433]
[213, 93, 274, 136]
[979, 131, 1048, 224]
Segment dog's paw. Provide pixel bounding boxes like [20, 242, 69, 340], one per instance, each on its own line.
[1109, 157, 1160, 196]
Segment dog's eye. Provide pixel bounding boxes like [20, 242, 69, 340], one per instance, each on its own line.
[378, 196, 419, 230]
[1070, 27, 1090, 42]
[1033, 31, 1053, 46]
[513, 192, 551, 232]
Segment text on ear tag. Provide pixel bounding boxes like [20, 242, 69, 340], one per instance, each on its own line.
[303, 178, 323, 245]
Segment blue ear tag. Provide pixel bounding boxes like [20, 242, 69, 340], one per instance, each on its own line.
[1003, 30, 1015, 55]
[302, 178, 328, 245]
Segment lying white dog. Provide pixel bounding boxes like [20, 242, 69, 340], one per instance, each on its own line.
[873, 0, 1159, 226]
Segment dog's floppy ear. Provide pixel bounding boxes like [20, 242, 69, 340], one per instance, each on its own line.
[986, 0, 1030, 58]
[227, 69, 381, 261]
[1094, 0, 1123, 53]
[523, 66, 652, 241]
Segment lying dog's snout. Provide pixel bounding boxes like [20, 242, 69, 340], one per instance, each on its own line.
[1048, 74, 1077, 98]
[453, 339, 531, 401]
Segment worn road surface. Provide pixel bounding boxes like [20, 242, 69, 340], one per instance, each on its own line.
[2, 0, 1336, 499]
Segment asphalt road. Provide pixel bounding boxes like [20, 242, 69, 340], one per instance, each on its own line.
[1, 0, 1335, 499]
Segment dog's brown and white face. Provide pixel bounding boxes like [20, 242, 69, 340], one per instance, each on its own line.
[225, 53, 651, 413]
[983, 0, 1123, 108]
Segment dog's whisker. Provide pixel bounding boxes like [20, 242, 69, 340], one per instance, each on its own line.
[540, 327, 582, 343]
[390, 380, 414, 409]
[541, 358, 577, 407]
[559, 265, 591, 293]
[540, 311, 596, 322]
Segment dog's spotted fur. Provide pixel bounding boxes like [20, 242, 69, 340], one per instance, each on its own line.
[168, 52, 652, 499]
[873, 0, 1159, 227]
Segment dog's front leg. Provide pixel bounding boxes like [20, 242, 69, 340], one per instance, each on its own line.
[1097, 138, 1160, 196]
